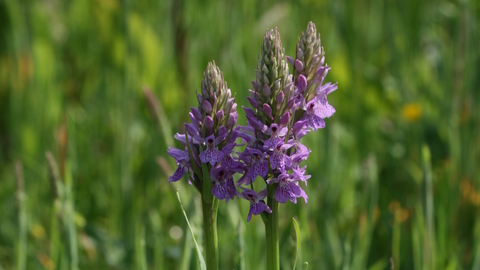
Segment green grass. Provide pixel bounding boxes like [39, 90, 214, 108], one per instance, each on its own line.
[0, 0, 479, 269]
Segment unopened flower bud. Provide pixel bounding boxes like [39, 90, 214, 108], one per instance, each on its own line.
[203, 100, 212, 114]
[280, 112, 290, 126]
[263, 74, 269, 86]
[286, 97, 295, 110]
[216, 110, 224, 121]
[298, 75, 307, 93]
[276, 91, 284, 104]
[228, 113, 237, 128]
[263, 84, 271, 97]
[286, 56, 295, 66]
[296, 47, 304, 59]
[295, 59, 304, 71]
[247, 96, 259, 108]
[262, 64, 269, 75]
[263, 103, 273, 120]
[191, 107, 202, 121]
[205, 116, 214, 131]
[273, 79, 281, 91]
[252, 81, 261, 92]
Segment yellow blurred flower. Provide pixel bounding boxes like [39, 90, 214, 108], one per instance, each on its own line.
[401, 103, 422, 122]
[470, 191, 480, 207]
[395, 209, 410, 223]
[30, 224, 46, 240]
[36, 252, 55, 270]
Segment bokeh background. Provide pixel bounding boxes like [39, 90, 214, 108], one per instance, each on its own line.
[1, 0, 479, 269]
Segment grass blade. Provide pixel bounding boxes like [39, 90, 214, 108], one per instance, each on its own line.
[176, 191, 206, 270]
[292, 217, 301, 270]
[15, 161, 27, 270]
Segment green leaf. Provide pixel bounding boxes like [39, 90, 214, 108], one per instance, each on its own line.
[292, 217, 301, 270]
[176, 191, 206, 270]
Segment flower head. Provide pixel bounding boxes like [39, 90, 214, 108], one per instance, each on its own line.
[210, 165, 237, 202]
[240, 188, 272, 222]
[268, 174, 308, 204]
[167, 147, 191, 182]
[199, 134, 225, 165]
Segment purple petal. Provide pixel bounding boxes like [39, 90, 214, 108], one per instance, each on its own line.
[317, 100, 335, 119]
[200, 149, 224, 165]
[167, 147, 188, 161]
[298, 75, 307, 93]
[275, 186, 288, 203]
[191, 107, 202, 121]
[258, 188, 268, 199]
[246, 115, 266, 132]
[169, 166, 185, 182]
[247, 96, 259, 108]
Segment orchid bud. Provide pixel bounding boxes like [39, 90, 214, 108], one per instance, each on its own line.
[263, 103, 273, 120]
[263, 84, 271, 97]
[286, 55, 294, 66]
[280, 112, 290, 127]
[203, 100, 212, 114]
[298, 75, 307, 93]
[205, 116, 214, 131]
[247, 96, 259, 108]
[216, 110, 224, 121]
[276, 91, 284, 104]
[252, 81, 261, 92]
[286, 97, 295, 111]
[295, 59, 304, 71]
[191, 107, 202, 121]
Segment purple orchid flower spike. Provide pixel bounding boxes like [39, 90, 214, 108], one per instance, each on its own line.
[240, 188, 272, 222]
[199, 134, 224, 165]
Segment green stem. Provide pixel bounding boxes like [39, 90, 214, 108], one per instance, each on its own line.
[265, 184, 279, 270]
[202, 196, 219, 270]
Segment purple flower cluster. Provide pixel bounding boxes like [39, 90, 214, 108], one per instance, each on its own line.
[230, 24, 337, 221]
[167, 61, 241, 199]
[167, 22, 337, 223]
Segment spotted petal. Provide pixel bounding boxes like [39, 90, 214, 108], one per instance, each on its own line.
[199, 149, 224, 165]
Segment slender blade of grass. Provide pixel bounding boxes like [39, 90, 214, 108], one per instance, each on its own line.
[292, 217, 301, 270]
[176, 191, 206, 270]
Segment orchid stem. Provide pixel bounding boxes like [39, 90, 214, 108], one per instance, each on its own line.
[202, 196, 219, 270]
[265, 184, 280, 270]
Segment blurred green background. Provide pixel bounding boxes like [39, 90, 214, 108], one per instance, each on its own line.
[1, 0, 479, 269]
